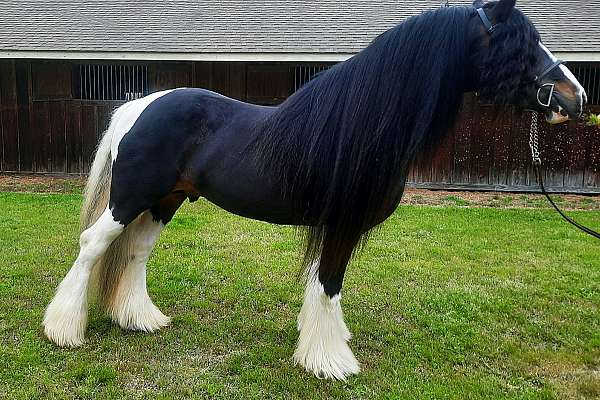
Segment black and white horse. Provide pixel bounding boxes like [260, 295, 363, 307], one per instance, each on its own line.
[44, 0, 586, 380]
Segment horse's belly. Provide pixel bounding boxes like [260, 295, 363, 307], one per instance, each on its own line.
[190, 132, 305, 226]
[199, 175, 303, 225]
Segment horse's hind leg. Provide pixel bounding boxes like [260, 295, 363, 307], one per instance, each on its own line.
[294, 233, 361, 380]
[107, 193, 186, 332]
[43, 208, 124, 347]
[106, 212, 166, 331]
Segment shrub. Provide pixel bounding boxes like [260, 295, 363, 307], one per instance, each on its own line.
[586, 113, 600, 127]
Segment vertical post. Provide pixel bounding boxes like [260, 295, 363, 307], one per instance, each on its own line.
[99, 65, 102, 100]
[592, 66, 597, 104]
[80, 65, 84, 99]
[92, 65, 96, 100]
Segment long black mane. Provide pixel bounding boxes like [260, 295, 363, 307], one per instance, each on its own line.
[251, 4, 539, 276]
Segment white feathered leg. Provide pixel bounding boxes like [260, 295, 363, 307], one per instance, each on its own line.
[107, 212, 170, 332]
[294, 266, 360, 380]
[44, 208, 124, 347]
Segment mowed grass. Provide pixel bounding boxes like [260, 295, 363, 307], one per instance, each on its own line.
[0, 192, 598, 399]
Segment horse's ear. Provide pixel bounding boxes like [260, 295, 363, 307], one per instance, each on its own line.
[472, 0, 485, 7]
[492, 0, 516, 22]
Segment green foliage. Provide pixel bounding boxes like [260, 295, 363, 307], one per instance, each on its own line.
[586, 113, 600, 127]
[1, 192, 599, 399]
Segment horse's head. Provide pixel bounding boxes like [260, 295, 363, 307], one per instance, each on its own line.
[468, 0, 587, 124]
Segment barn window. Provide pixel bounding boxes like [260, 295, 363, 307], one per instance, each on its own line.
[76, 64, 149, 101]
[571, 63, 600, 105]
[292, 64, 332, 92]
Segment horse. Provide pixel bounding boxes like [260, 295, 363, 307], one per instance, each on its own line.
[43, 0, 586, 380]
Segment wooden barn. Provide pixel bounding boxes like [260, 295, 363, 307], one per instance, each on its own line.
[1, 0, 599, 192]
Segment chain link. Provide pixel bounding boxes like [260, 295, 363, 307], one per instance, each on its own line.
[529, 112, 541, 166]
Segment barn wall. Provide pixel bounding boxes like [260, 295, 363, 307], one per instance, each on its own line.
[411, 96, 600, 193]
[0, 59, 19, 172]
[0, 60, 294, 174]
[0, 58, 599, 193]
[0, 59, 122, 173]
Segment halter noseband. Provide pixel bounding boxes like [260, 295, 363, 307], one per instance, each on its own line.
[534, 59, 564, 107]
[476, 7, 565, 108]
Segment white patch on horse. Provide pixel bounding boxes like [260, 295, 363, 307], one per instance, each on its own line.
[43, 208, 124, 347]
[108, 212, 170, 331]
[294, 263, 360, 380]
[539, 42, 587, 113]
[110, 89, 178, 161]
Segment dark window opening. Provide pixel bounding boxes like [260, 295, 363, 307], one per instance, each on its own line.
[292, 64, 333, 92]
[571, 63, 600, 106]
[76, 64, 149, 101]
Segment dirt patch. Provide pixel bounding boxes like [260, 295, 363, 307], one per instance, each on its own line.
[0, 174, 85, 194]
[401, 188, 600, 211]
[527, 360, 600, 400]
[1, 174, 599, 210]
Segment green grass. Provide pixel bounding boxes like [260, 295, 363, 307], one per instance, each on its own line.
[0, 192, 599, 399]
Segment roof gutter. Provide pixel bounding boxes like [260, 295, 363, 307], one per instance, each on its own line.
[0, 50, 598, 62]
[553, 52, 600, 62]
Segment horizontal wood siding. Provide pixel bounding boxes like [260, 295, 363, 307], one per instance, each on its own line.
[0, 59, 599, 193]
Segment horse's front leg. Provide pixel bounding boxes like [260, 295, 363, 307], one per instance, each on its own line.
[293, 233, 360, 380]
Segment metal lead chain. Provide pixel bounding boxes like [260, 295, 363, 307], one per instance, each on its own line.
[527, 112, 600, 240]
[529, 112, 541, 165]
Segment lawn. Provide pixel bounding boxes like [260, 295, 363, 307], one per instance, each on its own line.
[0, 191, 598, 399]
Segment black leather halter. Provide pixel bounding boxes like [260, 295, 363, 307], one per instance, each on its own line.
[476, 7, 565, 108]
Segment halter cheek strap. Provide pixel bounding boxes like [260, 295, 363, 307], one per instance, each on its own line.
[477, 8, 496, 34]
